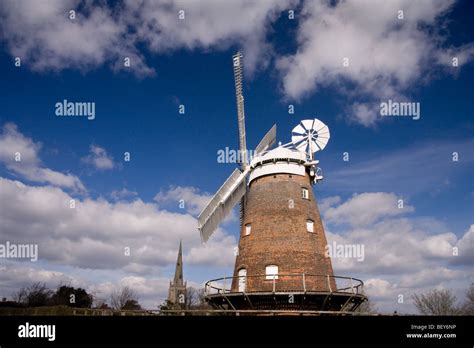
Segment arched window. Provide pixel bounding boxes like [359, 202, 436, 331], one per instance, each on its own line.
[238, 268, 247, 292]
[265, 265, 279, 280]
[306, 219, 314, 233]
[301, 187, 309, 200]
[245, 223, 251, 236]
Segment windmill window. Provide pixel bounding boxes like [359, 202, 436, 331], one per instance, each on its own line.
[265, 265, 279, 280]
[238, 268, 247, 292]
[302, 188, 309, 200]
[306, 219, 314, 233]
[245, 223, 251, 236]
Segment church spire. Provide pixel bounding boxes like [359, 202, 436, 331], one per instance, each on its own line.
[168, 240, 186, 307]
[173, 240, 184, 286]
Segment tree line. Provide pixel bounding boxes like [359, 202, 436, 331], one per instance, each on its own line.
[5, 282, 142, 310]
[3, 282, 473, 314]
[4, 282, 210, 311]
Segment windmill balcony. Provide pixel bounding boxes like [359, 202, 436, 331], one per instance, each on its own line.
[204, 274, 367, 312]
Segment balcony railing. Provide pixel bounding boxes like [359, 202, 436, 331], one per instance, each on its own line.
[204, 274, 364, 296]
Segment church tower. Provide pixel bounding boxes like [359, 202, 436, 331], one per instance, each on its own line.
[167, 241, 186, 308]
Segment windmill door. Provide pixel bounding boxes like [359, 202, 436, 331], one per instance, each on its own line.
[238, 268, 247, 292]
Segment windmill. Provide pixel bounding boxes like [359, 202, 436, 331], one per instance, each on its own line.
[198, 52, 366, 312]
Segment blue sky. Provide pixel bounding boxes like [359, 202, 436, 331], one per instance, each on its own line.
[0, 0, 473, 313]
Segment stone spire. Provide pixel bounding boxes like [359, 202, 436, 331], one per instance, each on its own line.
[168, 240, 186, 307]
[173, 240, 184, 286]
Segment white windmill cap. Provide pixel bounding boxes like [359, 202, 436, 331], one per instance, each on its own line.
[250, 147, 306, 166]
[249, 147, 308, 183]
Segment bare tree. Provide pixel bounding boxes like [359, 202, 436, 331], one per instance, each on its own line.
[92, 296, 108, 309]
[13, 287, 27, 304]
[13, 283, 53, 307]
[412, 289, 461, 315]
[110, 286, 139, 310]
[185, 287, 199, 309]
[185, 287, 211, 310]
[462, 284, 474, 315]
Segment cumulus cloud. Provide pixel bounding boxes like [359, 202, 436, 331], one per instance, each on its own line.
[323, 192, 414, 227]
[125, 0, 296, 75]
[0, 175, 238, 306]
[187, 229, 237, 267]
[0, 123, 85, 191]
[323, 193, 473, 313]
[154, 185, 211, 215]
[318, 195, 342, 212]
[0, 0, 295, 76]
[110, 188, 138, 201]
[0, 177, 221, 308]
[81, 145, 115, 171]
[276, 0, 474, 126]
[452, 224, 474, 266]
[0, 0, 154, 77]
[0, 176, 236, 270]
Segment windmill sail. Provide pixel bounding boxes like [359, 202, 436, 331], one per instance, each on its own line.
[198, 168, 249, 242]
[233, 52, 248, 168]
[232, 52, 249, 228]
[255, 124, 277, 155]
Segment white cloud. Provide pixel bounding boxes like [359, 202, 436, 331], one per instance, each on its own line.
[276, 0, 474, 125]
[110, 188, 138, 201]
[123, 0, 296, 75]
[187, 229, 236, 267]
[0, 175, 238, 307]
[318, 195, 341, 212]
[398, 267, 466, 289]
[452, 224, 474, 265]
[0, 123, 85, 191]
[81, 145, 115, 171]
[364, 278, 398, 299]
[324, 192, 414, 227]
[323, 193, 473, 313]
[0, 0, 296, 76]
[0, 176, 236, 270]
[154, 185, 211, 215]
[350, 103, 379, 127]
[0, 0, 154, 77]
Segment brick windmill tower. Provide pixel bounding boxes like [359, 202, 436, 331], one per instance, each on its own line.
[198, 53, 366, 312]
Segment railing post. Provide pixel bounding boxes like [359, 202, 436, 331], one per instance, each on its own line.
[302, 273, 306, 293]
[327, 275, 332, 293]
[350, 277, 355, 294]
[223, 277, 226, 294]
[272, 276, 276, 293]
